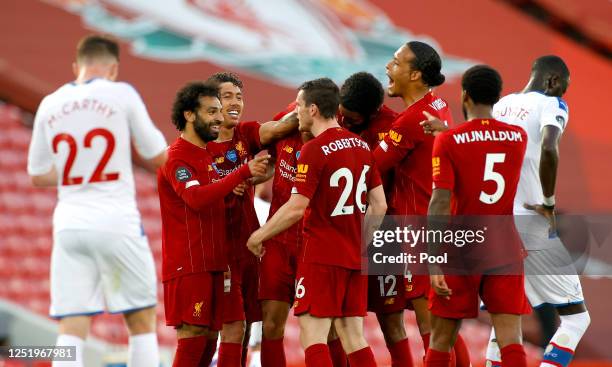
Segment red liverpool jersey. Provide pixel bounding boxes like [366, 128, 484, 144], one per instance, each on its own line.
[359, 104, 397, 149]
[373, 92, 453, 215]
[432, 118, 527, 215]
[293, 127, 382, 269]
[206, 121, 262, 261]
[158, 137, 252, 281]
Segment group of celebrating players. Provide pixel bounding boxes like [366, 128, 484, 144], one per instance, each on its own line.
[27, 34, 590, 367]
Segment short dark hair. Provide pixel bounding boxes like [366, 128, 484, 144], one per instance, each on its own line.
[461, 65, 503, 105]
[299, 78, 340, 119]
[76, 34, 119, 63]
[340, 72, 384, 118]
[171, 82, 220, 131]
[406, 41, 445, 87]
[206, 71, 243, 89]
[532, 55, 569, 79]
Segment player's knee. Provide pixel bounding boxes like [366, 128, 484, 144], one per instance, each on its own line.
[379, 313, 406, 343]
[177, 324, 208, 338]
[560, 311, 590, 336]
[262, 317, 285, 339]
[124, 308, 156, 335]
[221, 320, 246, 343]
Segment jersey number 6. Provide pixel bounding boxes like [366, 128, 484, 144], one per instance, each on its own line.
[52, 128, 120, 186]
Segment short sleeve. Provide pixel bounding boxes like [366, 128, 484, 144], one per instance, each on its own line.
[291, 141, 322, 199]
[431, 133, 455, 191]
[237, 121, 262, 154]
[540, 97, 569, 132]
[374, 112, 423, 172]
[27, 98, 54, 176]
[123, 84, 167, 159]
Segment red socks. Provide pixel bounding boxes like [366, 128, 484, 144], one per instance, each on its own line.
[453, 334, 471, 367]
[501, 344, 527, 367]
[388, 338, 414, 367]
[261, 338, 286, 367]
[173, 335, 207, 367]
[199, 335, 218, 366]
[347, 346, 377, 367]
[424, 348, 451, 367]
[217, 342, 242, 367]
[328, 338, 348, 367]
[305, 343, 333, 367]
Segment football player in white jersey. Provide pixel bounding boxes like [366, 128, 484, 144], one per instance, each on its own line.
[420, 56, 590, 367]
[27, 35, 167, 367]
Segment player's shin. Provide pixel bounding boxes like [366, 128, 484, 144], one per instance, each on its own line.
[541, 311, 590, 367]
[53, 334, 84, 367]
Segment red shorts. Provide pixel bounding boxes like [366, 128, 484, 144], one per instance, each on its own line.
[222, 256, 262, 324]
[367, 274, 408, 314]
[259, 239, 298, 304]
[428, 274, 531, 319]
[404, 274, 430, 310]
[294, 262, 367, 318]
[163, 272, 224, 330]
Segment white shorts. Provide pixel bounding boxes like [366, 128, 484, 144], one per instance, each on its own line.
[50, 230, 157, 318]
[524, 247, 585, 309]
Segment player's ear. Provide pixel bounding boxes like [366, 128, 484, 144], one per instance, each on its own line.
[411, 70, 422, 82]
[72, 62, 79, 78]
[108, 63, 119, 81]
[309, 103, 317, 118]
[461, 90, 468, 104]
[183, 110, 195, 124]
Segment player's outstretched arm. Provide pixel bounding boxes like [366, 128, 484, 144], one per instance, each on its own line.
[258, 111, 299, 146]
[30, 167, 58, 187]
[247, 193, 309, 257]
[363, 185, 387, 246]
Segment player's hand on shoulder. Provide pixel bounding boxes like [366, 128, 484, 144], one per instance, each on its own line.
[248, 154, 271, 178]
[523, 203, 558, 237]
[420, 111, 448, 136]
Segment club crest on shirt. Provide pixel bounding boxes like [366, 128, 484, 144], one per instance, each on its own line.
[235, 141, 247, 157]
[193, 301, 203, 317]
[283, 145, 294, 154]
[226, 149, 238, 163]
[175, 167, 192, 182]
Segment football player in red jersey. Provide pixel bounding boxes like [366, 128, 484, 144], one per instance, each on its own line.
[204, 72, 299, 367]
[425, 65, 529, 367]
[372, 41, 471, 366]
[247, 78, 387, 367]
[158, 82, 269, 367]
[340, 71, 418, 366]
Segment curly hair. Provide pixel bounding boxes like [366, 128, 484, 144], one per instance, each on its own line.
[171, 82, 220, 131]
[340, 72, 384, 118]
[461, 65, 502, 105]
[206, 71, 243, 89]
[407, 41, 445, 87]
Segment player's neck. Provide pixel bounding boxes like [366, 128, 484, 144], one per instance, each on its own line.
[401, 86, 430, 106]
[311, 118, 340, 137]
[466, 105, 494, 121]
[74, 66, 112, 84]
[216, 125, 235, 141]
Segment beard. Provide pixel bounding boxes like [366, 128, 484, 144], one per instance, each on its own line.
[194, 115, 219, 142]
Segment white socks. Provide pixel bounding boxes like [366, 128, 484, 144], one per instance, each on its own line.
[53, 334, 84, 367]
[128, 332, 160, 367]
[541, 311, 590, 367]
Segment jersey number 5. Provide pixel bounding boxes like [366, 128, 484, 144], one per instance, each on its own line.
[52, 128, 119, 186]
[479, 153, 506, 204]
[330, 165, 370, 217]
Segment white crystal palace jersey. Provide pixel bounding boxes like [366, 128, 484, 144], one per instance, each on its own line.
[27, 79, 167, 236]
[493, 91, 568, 215]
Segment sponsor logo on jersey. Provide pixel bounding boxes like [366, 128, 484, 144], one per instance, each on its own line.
[297, 164, 309, 174]
[388, 130, 402, 143]
[378, 132, 388, 141]
[432, 157, 441, 177]
[226, 149, 238, 163]
[175, 167, 192, 182]
[193, 301, 204, 317]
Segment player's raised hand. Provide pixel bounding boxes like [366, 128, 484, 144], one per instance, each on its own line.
[430, 274, 452, 300]
[523, 203, 558, 237]
[248, 154, 270, 178]
[246, 231, 265, 258]
[233, 181, 249, 196]
[420, 111, 448, 136]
